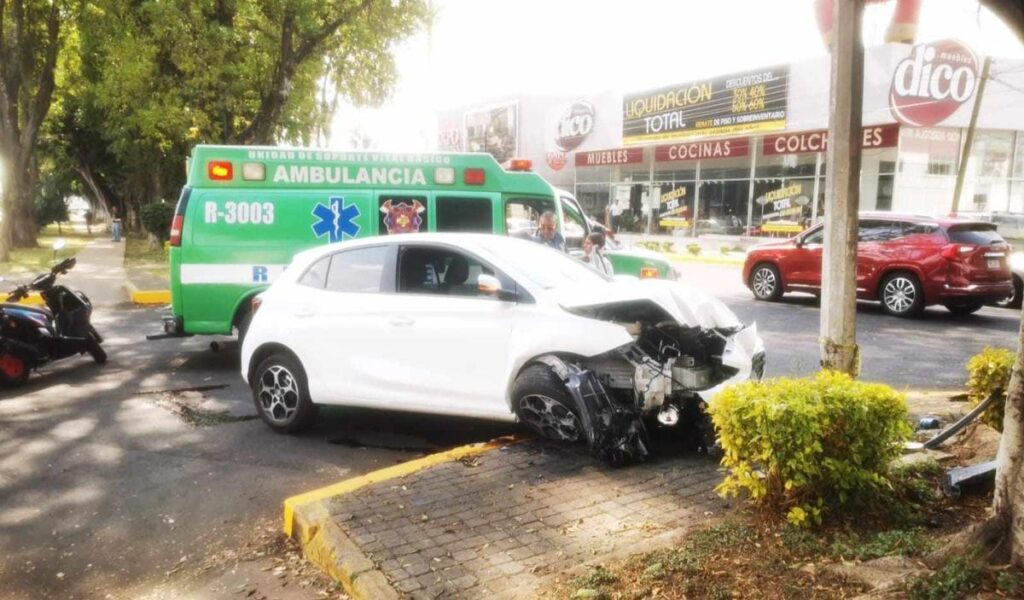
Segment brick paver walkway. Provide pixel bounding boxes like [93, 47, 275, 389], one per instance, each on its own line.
[324, 440, 725, 599]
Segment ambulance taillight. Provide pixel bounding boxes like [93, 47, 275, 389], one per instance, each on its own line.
[208, 161, 233, 181]
[169, 215, 184, 247]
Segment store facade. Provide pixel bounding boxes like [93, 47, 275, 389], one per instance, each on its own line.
[437, 42, 1024, 237]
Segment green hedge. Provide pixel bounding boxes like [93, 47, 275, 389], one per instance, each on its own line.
[708, 371, 912, 527]
[966, 347, 1015, 432]
[140, 201, 175, 242]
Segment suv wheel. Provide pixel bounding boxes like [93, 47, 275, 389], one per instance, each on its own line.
[879, 272, 924, 317]
[750, 263, 783, 301]
[251, 353, 317, 433]
[945, 301, 984, 316]
[511, 364, 584, 443]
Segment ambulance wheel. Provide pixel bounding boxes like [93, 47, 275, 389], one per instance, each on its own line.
[0, 352, 29, 387]
[252, 353, 317, 433]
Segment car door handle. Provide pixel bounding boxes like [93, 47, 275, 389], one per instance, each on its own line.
[389, 317, 415, 327]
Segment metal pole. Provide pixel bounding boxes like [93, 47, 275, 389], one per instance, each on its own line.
[819, 0, 864, 375]
[693, 160, 701, 238]
[951, 56, 992, 216]
[746, 143, 757, 237]
[812, 151, 823, 221]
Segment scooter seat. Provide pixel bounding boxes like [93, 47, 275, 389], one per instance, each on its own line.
[1, 303, 53, 318]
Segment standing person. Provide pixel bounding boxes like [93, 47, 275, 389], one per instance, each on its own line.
[84, 209, 93, 235]
[609, 197, 624, 234]
[582, 232, 613, 275]
[111, 207, 122, 243]
[532, 211, 565, 251]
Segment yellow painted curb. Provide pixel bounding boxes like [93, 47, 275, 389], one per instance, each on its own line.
[665, 252, 745, 266]
[283, 437, 514, 538]
[131, 290, 170, 305]
[16, 293, 45, 306]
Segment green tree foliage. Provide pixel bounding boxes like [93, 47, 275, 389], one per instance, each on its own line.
[139, 202, 174, 242]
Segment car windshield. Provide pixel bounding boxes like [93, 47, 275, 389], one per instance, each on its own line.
[477, 239, 612, 289]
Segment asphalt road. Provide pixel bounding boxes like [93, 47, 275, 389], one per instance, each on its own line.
[674, 260, 1022, 389]
[1, 262, 1019, 599]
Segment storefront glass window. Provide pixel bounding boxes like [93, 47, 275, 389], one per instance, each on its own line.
[894, 127, 961, 214]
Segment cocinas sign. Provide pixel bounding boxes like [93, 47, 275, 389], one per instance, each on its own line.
[623, 67, 789, 144]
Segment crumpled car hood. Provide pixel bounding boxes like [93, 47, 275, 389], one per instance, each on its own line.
[553, 279, 742, 330]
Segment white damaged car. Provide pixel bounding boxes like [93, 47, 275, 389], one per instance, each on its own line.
[240, 234, 765, 464]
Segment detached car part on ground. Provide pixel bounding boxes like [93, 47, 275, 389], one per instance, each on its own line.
[240, 234, 764, 465]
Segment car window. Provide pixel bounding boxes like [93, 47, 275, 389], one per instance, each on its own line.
[858, 220, 897, 242]
[561, 197, 587, 250]
[325, 246, 389, 293]
[801, 227, 824, 245]
[397, 246, 499, 299]
[505, 196, 556, 239]
[947, 224, 1005, 245]
[898, 221, 940, 237]
[299, 256, 330, 289]
[436, 197, 493, 233]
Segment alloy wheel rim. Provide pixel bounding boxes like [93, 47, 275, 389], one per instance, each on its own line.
[258, 365, 300, 424]
[752, 268, 776, 298]
[884, 277, 916, 313]
[519, 394, 581, 442]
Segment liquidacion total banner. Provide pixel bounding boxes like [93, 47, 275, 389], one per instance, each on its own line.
[622, 66, 789, 144]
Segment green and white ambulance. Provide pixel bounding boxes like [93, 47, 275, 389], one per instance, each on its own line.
[164, 145, 675, 338]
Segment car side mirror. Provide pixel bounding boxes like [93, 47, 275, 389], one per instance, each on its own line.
[794, 236, 804, 248]
[477, 274, 517, 301]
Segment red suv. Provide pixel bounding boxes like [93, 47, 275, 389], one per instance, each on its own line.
[742, 213, 1014, 317]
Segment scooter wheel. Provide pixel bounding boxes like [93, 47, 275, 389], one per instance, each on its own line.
[86, 333, 107, 364]
[0, 352, 29, 386]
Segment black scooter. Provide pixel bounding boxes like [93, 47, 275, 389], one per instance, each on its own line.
[0, 258, 106, 386]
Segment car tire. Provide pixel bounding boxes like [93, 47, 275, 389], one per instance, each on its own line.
[879, 272, 925, 317]
[750, 263, 783, 301]
[995, 275, 1023, 310]
[251, 353, 317, 433]
[511, 364, 585, 443]
[945, 301, 984, 316]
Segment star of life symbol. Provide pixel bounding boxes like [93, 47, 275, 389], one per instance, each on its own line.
[311, 196, 360, 242]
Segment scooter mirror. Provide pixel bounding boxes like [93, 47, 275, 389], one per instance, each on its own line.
[53, 238, 67, 251]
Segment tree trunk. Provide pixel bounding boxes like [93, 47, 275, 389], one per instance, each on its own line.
[993, 309, 1024, 566]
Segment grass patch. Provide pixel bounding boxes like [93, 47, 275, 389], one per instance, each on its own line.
[907, 554, 983, 600]
[124, 234, 168, 266]
[828, 528, 936, 561]
[0, 225, 98, 277]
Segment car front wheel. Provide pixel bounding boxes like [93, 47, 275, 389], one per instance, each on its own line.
[750, 263, 783, 301]
[511, 364, 584, 443]
[251, 353, 317, 433]
[879, 272, 924, 317]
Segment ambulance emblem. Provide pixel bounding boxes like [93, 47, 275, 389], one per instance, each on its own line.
[311, 196, 361, 242]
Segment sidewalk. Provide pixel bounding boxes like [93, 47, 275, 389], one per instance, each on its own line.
[61, 238, 129, 307]
[290, 439, 725, 599]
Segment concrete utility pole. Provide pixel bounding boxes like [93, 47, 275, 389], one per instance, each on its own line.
[951, 56, 992, 216]
[819, 0, 864, 375]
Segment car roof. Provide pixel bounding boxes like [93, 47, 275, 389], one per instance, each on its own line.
[856, 211, 993, 229]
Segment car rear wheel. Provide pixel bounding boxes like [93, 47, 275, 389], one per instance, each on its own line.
[750, 263, 783, 301]
[251, 353, 317, 433]
[945, 301, 984, 316]
[879, 272, 924, 317]
[512, 364, 583, 443]
[995, 275, 1023, 310]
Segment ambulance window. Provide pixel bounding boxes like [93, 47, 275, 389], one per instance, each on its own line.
[436, 197, 493, 233]
[505, 197, 556, 239]
[378, 196, 428, 235]
[325, 246, 389, 293]
[299, 257, 330, 289]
